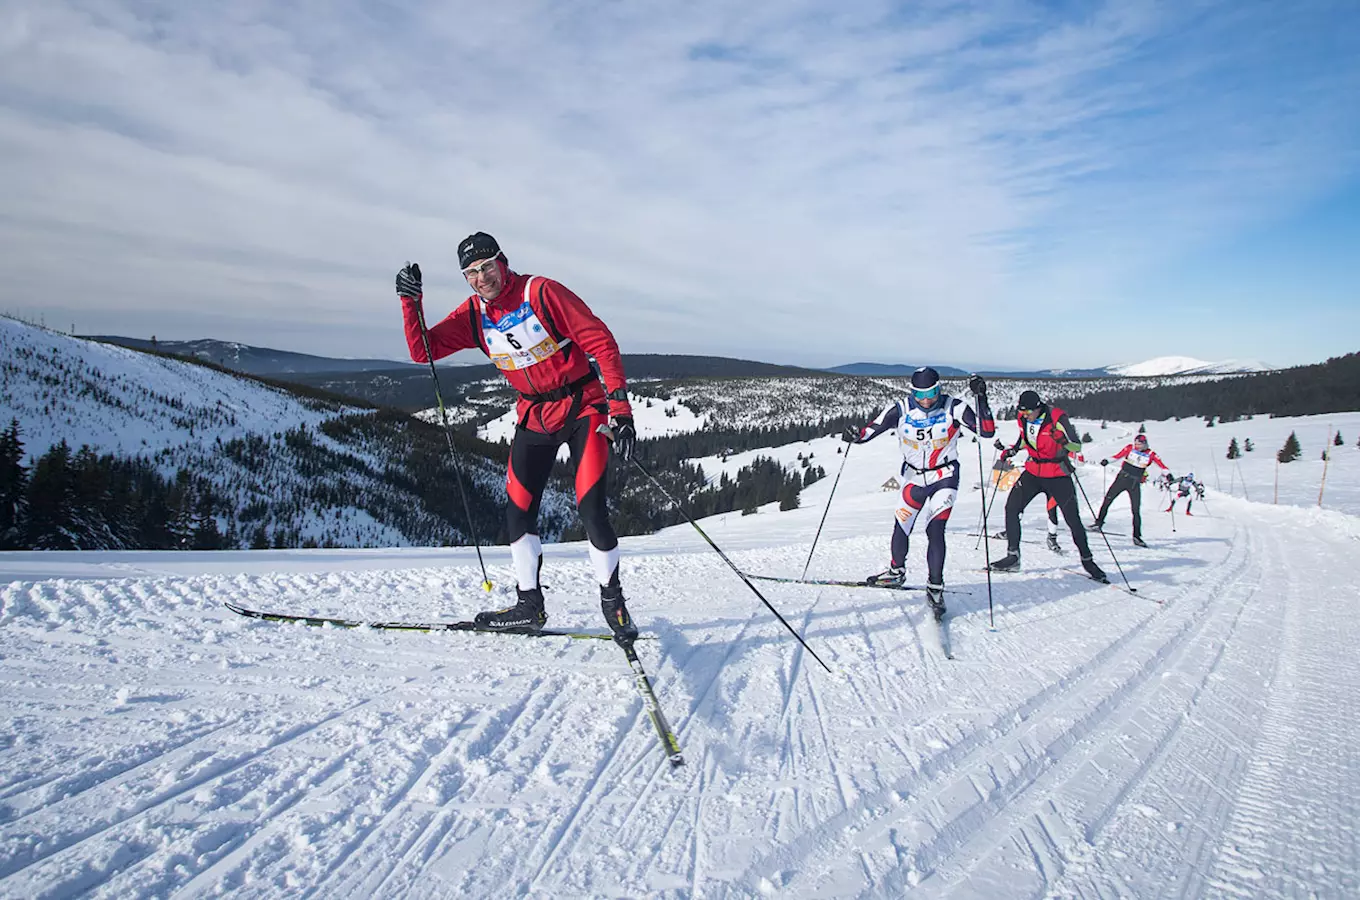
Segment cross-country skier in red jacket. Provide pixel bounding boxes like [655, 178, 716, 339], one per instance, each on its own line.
[990, 390, 1107, 582]
[395, 233, 638, 644]
[1091, 433, 1168, 547]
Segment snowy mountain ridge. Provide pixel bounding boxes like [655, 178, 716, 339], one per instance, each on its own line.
[1103, 355, 1269, 377]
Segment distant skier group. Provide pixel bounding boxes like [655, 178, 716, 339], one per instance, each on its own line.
[393, 232, 1190, 645]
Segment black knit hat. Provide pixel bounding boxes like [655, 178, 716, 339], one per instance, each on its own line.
[1017, 390, 1043, 411]
[458, 232, 503, 270]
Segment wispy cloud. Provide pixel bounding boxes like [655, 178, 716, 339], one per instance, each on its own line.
[2, 0, 1356, 368]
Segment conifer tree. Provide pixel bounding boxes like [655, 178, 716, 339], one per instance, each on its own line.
[1227, 438, 1240, 459]
[25, 440, 76, 549]
[0, 419, 28, 549]
[1277, 431, 1301, 464]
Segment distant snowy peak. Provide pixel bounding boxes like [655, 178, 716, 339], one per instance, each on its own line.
[1107, 356, 1270, 377]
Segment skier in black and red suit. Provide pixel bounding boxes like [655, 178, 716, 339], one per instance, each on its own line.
[990, 390, 1107, 582]
[1091, 433, 1168, 547]
[395, 233, 638, 644]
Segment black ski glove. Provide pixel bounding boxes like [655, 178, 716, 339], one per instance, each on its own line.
[968, 374, 987, 396]
[842, 426, 861, 444]
[609, 415, 636, 461]
[993, 438, 1006, 452]
[1100, 458, 1109, 466]
[396, 262, 422, 299]
[1059, 457, 1075, 475]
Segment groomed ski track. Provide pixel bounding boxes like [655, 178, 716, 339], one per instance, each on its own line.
[3, 443, 1359, 896]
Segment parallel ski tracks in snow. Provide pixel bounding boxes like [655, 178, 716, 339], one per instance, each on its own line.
[518, 596, 768, 897]
[726, 524, 1259, 897]
[0, 698, 374, 895]
[6, 508, 1357, 898]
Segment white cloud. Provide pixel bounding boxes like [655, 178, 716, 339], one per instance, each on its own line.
[1, 0, 1356, 368]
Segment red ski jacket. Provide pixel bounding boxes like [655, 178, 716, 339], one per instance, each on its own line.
[1111, 443, 1168, 481]
[1008, 405, 1082, 478]
[403, 266, 631, 435]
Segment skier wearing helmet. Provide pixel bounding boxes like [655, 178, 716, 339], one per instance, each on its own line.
[394, 233, 639, 645]
[1167, 472, 1202, 515]
[990, 390, 1108, 582]
[843, 367, 994, 620]
[1091, 433, 1168, 547]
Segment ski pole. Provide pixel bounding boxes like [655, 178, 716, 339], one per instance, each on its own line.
[800, 439, 851, 580]
[412, 294, 493, 591]
[976, 440, 1005, 551]
[1071, 468, 1136, 592]
[973, 389, 995, 629]
[629, 456, 832, 673]
[975, 446, 996, 542]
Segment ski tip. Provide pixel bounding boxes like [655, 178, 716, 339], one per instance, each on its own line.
[669, 756, 686, 769]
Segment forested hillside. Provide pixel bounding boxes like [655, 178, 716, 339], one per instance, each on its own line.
[0, 319, 817, 551]
[1061, 352, 1360, 421]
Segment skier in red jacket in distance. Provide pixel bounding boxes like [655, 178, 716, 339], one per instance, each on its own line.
[1091, 433, 1168, 547]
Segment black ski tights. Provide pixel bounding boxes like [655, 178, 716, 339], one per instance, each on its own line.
[1004, 472, 1092, 558]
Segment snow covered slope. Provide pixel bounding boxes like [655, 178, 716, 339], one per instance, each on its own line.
[0, 317, 517, 547]
[1, 318, 345, 462]
[478, 391, 708, 446]
[2, 412, 1357, 897]
[1106, 355, 1268, 377]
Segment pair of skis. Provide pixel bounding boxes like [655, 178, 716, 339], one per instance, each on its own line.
[224, 600, 685, 769]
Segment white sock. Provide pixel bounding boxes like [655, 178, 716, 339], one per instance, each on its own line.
[588, 543, 620, 587]
[510, 533, 542, 589]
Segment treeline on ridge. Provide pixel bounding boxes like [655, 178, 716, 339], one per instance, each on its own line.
[1060, 352, 1360, 421]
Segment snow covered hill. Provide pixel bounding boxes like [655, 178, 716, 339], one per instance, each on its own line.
[1104, 355, 1269, 377]
[1, 412, 1356, 897]
[0, 317, 523, 548]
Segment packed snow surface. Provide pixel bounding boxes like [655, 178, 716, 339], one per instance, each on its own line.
[2, 414, 1358, 898]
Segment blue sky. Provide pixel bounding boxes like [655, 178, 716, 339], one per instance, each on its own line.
[1, 0, 1357, 371]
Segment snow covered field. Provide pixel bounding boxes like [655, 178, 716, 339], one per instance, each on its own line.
[2, 412, 1358, 898]
[478, 391, 708, 454]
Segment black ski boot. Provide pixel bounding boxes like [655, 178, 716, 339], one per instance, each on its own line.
[1046, 533, 1062, 554]
[1132, 536, 1148, 548]
[990, 552, 1021, 573]
[1080, 555, 1109, 583]
[600, 582, 639, 648]
[867, 564, 905, 587]
[1089, 520, 1104, 531]
[926, 583, 946, 622]
[474, 586, 547, 631]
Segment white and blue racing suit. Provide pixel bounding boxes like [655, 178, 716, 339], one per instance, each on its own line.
[850, 392, 994, 585]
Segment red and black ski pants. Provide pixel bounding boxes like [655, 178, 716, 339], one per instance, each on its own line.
[506, 412, 617, 552]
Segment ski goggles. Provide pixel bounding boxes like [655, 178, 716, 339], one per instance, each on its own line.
[911, 384, 941, 402]
[461, 257, 500, 280]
